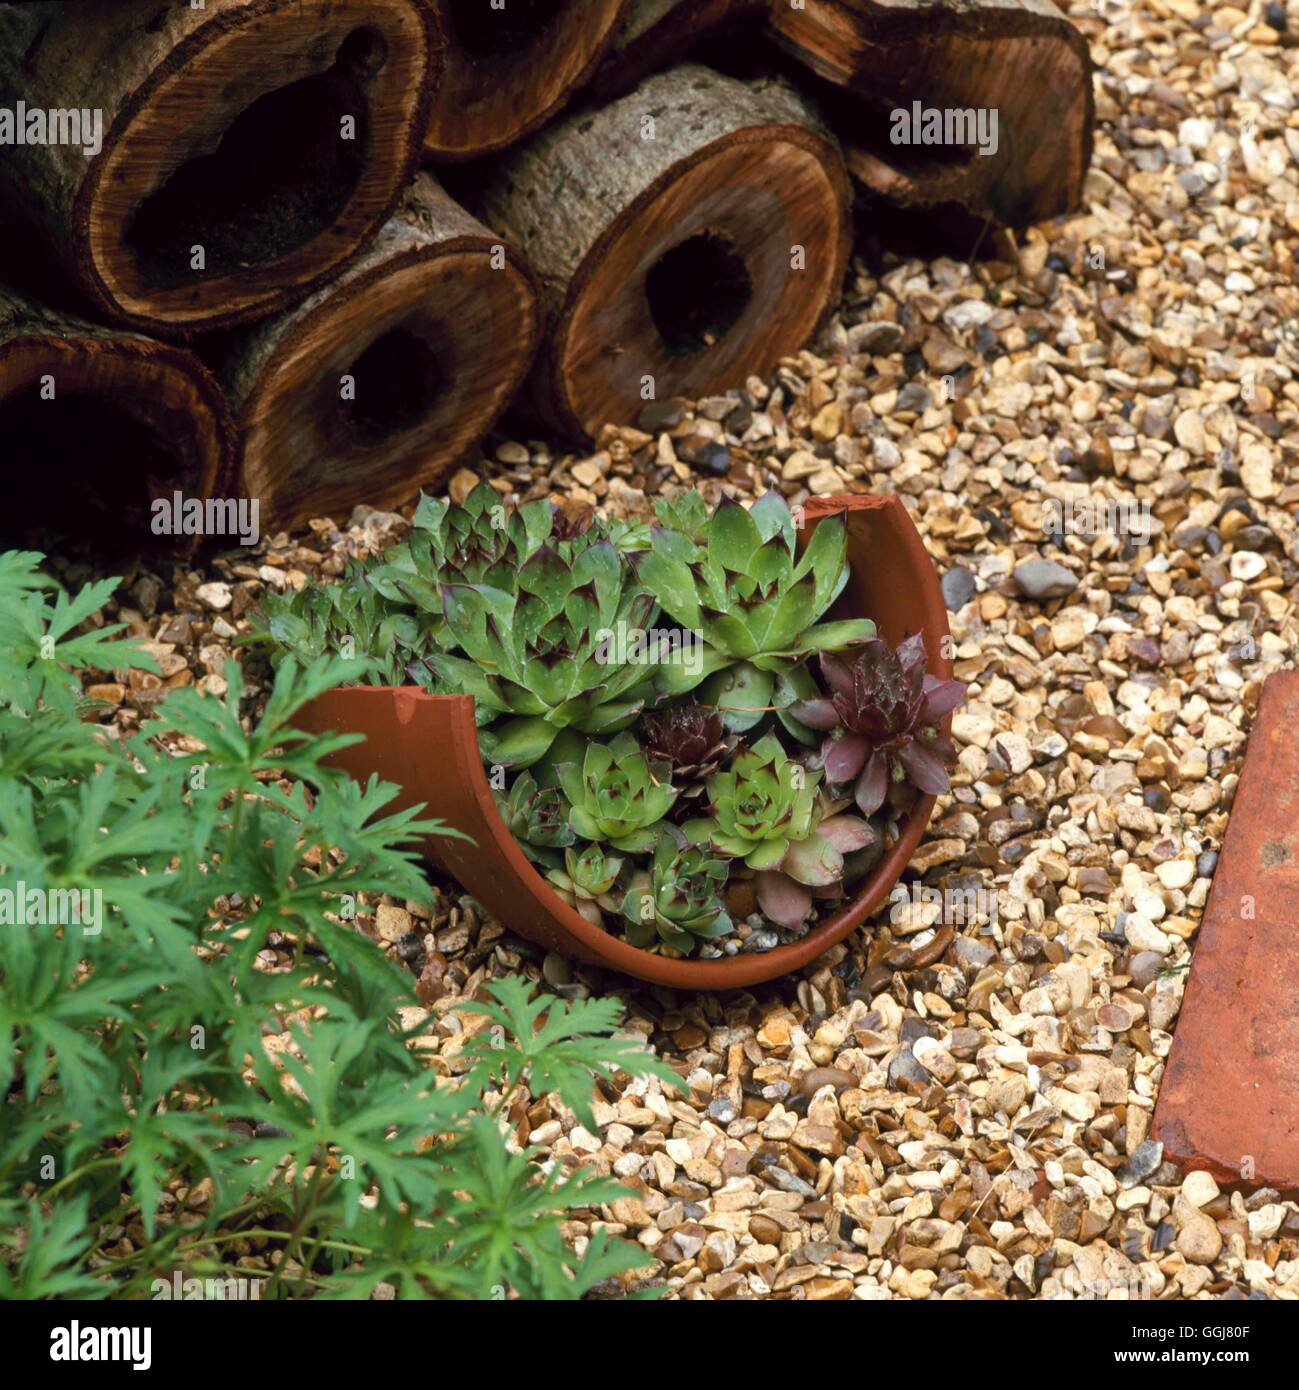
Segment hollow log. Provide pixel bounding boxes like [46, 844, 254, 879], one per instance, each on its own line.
[209, 173, 541, 536]
[424, 0, 628, 161]
[478, 63, 850, 442]
[0, 0, 440, 336]
[768, 0, 1094, 228]
[587, 0, 767, 103]
[0, 282, 231, 550]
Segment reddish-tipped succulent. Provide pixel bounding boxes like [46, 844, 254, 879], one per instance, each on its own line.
[791, 633, 966, 814]
[641, 701, 735, 800]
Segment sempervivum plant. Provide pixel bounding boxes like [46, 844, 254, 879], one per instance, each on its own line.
[385, 483, 553, 599]
[693, 733, 875, 929]
[792, 633, 966, 814]
[556, 732, 678, 853]
[547, 844, 624, 926]
[495, 771, 574, 868]
[640, 701, 735, 803]
[636, 491, 876, 730]
[621, 834, 733, 955]
[258, 561, 426, 686]
[416, 541, 660, 768]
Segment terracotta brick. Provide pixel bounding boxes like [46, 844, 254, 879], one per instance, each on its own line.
[1152, 672, 1299, 1193]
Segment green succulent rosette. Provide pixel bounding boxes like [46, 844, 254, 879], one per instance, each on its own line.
[257, 561, 425, 686]
[691, 732, 824, 870]
[367, 484, 552, 636]
[621, 833, 734, 955]
[689, 733, 878, 931]
[547, 844, 625, 926]
[636, 490, 876, 731]
[494, 770, 575, 869]
[554, 731, 677, 853]
[417, 540, 661, 768]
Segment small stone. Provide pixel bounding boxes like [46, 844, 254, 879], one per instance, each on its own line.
[1247, 1204, 1285, 1241]
[954, 935, 996, 969]
[941, 566, 976, 611]
[1128, 951, 1165, 987]
[1178, 118, 1215, 150]
[1240, 445, 1276, 501]
[1118, 1139, 1164, 1188]
[1177, 1214, 1223, 1265]
[195, 582, 232, 612]
[542, 952, 572, 986]
[1173, 410, 1206, 456]
[448, 468, 479, 504]
[1156, 859, 1196, 890]
[749, 1214, 783, 1245]
[887, 1048, 929, 1088]
[1229, 550, 1266, 582]
[809, 465, 846, 494]
[989, 732, 1032, 775]
[798, 1067, 856, 1095]
[375, 904, 412, 943]
[850, 321, 904, 355]
[1013, 557, 1078, 600]
[495, 441, 529, 465]
[567, 460, 600, 490]
[637, 398, 687, 432]
[157, 614, 192, 645]
[943, 299, 994, 332]
[911, 1036, 957, 1082]
[708, 1095, 738, 1124]
[1078, 867, 1114, 897]
[1098, 1004, 1132, 1033]
[757, 1017, 792, 1053]
[1181, 1171, 1220, 1208]
[782, 450, 821, 482]
[1124, 914, 1172, 955]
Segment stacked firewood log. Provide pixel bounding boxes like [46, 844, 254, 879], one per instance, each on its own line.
[0, 0, 1093, 540]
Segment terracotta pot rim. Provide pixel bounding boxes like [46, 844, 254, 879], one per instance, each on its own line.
[303, 494, 953, 989]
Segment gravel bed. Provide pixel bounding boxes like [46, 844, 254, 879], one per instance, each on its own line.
[48, 0, 1299, 1299]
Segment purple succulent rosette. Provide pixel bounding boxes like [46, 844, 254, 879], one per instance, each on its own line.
[791, 633, 967, 815]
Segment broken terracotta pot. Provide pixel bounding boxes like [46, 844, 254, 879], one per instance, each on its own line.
[298, 494, 953, 988]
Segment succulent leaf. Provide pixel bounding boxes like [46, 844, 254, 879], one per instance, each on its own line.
[702, 732, 825, 872]
[620, 835, 733, 955]
[755, 870, 814, 930]
[557, 733, 677, 852]
[495, 771, 575, 867]
[807, 634, 967, 813]
[547, 844, 625, 926]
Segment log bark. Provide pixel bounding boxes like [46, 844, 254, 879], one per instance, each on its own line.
[209, 173, 541, 535]
[424, 0, 628, 161]
[0, 282, 231, 548]
[769, 0, 1094, 228]
[0, 0, 440, 336]
[586, 0, 767, 103]
[477, 63, 851, 442]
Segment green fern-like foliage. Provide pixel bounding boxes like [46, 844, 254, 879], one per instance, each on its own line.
[0, 552, 684, 1300]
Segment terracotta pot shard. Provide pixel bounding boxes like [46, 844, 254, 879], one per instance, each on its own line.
[298, 493, 952, 988]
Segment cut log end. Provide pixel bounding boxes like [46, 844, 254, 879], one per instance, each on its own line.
[0, 312, 230, 553]
[76, 0, 436, 333]
[588, 0, 768, 103]
[771, 0, 1094, 228]
[229, 176, 542, 535]
[558, 129, 847, 439]
[482, 66, 850, 441]
[425, 0, 628, 161]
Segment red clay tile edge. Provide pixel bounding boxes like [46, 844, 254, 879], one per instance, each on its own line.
[1151, 670, 1299, 1194]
